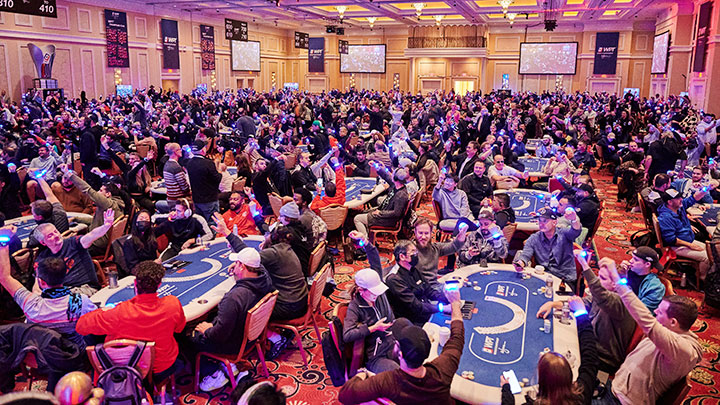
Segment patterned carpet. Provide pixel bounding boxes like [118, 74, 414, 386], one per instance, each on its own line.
[17, 171, 720, 404]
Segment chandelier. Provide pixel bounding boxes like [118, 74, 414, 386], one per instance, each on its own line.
[413, 3, 425, 17]
[498, 0, 513, 15]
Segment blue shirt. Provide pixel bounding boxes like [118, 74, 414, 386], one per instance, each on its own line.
[536, 143, 558, 158]
[657, 196, 697, 245]
[670, 179, 713, 205]
[516, 225, 581, 281]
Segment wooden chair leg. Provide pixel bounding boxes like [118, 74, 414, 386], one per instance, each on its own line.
[224, 360, 237, 390]
[193, 354, 202, 393]
[311, 315, 322, 344]
[289, 326, 308, 367]
[255, 342, 270, 378]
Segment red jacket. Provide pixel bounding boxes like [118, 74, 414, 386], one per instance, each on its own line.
[221, 199, 262, 236]
[310, 167, 346, 214]
[76, 294, 186, 373]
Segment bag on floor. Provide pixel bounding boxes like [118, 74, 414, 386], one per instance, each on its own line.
[630, 230, 657, 249]
[705, 270, 720, 309]
[321, 317, 347, 387]
[95, 342, 148, 405]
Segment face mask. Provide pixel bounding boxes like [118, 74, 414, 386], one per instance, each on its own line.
[136, 221, 150, 232]
[409, 254, 419, 267]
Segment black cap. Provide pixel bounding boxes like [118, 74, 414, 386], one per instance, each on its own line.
[192, 139, 206, 152]
[576, 183, 594, 194]
[536, 206, 558, 220]
[632, 246, 663, 271]
[661, 188, 681, 203]
[388, 318, 430, 368]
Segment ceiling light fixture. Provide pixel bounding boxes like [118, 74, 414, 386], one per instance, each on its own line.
[498, 0, 513, 15]
[367, 16, 377, 28]
[336, 5, 347, 23]
[434, 15, 443, 26]
[507, 12, 516, 26]
[413, 3, 425, 17]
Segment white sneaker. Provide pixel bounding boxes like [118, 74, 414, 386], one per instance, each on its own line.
[199, 369, 229, 392]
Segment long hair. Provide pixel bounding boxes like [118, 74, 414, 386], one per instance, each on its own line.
[536, 352, 584, 405]
[130, 209, 157, 251]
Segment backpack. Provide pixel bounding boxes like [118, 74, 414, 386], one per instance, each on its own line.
[630, 230, 657, 249]
[95, 342, 148, 405]
[321, 316, 347, 387]
[705, 271, 720, 309]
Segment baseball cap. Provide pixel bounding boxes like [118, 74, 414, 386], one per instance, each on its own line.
[279, 202, 300, 219]
[632, 246, 663, 271]
[354, 268, 388, 296]
[388, 318, 431, 368]
[228, 247, 262, 268]
[192, 139, 206, 151]
[542, 134, 552, 140]
[536, 206, 558, 220]
[661, 188, 681, 202]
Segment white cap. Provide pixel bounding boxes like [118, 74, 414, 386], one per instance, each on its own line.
[354, 268, 388, 296]
[228, 248, 261, 268]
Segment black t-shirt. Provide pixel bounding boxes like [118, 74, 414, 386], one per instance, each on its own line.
[37, 236, 99, 289]
[647, 140, 677, 177]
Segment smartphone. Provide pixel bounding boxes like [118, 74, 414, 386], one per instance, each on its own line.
[445, 280, 460, 291]
[503, 370, 522, 394]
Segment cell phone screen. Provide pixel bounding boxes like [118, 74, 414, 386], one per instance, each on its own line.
[503, 370, 522, 394]
[445, 280, 460, 291]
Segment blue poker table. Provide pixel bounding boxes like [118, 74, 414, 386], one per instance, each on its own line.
[688, 203, 720, 234]
[517, 157, 549, 177]
[7, 213, 93, 247]
[425, 264, 580, 404]
[494, 189, 551, 231]
[90, 236, 264, 321]
[674, 161, 693, 179]
[525, 139, 542, 152]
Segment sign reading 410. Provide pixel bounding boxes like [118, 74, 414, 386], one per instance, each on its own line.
[0, 0, 57, 18]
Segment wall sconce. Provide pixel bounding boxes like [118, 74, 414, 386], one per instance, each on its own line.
[271, 72, 276, 88]
[507, 12, 516, 26]
[114, 69, 122, 85]
[210, 70, 217, 89]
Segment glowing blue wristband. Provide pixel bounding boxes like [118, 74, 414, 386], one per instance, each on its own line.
[438, 303, 444, 312]
[617, 278, 628, 285]
[573, 309, 588, 318]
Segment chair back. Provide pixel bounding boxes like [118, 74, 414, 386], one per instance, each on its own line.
[309, 264, 331, 315]
[652, 214, 667, 249]
[232, 178, 247, 192]
[244, 291, 279, 344]
[656, 373, 692, 405]
[502, 223, 517, 243]
[432, 199, 444, 221]
[548, 177, 564, 193]
[595, 144, 606, 163]
[96, 215, 128, 263]
[586, 209, 604, 242]
[422, 159, 440, 185]
[319, 204, 348, 232]
[86, 339, 155, 380]
[308, 240, 327, 277]
[657, 275, 675, 296]
[11, 248, 35, 276]
[135, 144, 150, 158]
[93, 259, 108, 287]
[268, 193, 284, 219]
[412, 186, 426, 211]
[16, 166, 27, 184]
[284, 153, 297, 170]
[637, 193, 652, 230]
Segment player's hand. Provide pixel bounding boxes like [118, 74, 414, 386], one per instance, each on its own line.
[6, 163, 16, 173]
[500, 375, 509, 386]
[598, 257, 621, 285]
[181, 239, 195, 250]
[563, 207, 578, 222]
[567, 296, 585, 314]
[513, 260, 525, 273]
[348, 230, 369, 246]
[457, 222, 469, 238]
[91, 167, 103, 177]
[444, 288, 461, 305]
[168, 211, 178, 222]
[536, 301, 561, 319]
[103, 209, 115, 227]
[481, 197, 492, 207]
[690, 242, 705, 252]
[146, 148, 156, 160]
[369, 317, 392, 333]
[210, 212, 230, 235]
[195, 322, 212, 334]
[467, 245, 480, 257]
[573, 249, 589, 268]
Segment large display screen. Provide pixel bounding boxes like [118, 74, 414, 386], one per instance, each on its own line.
[340, 45, 386, 73]
[231, 40, 260, 72]
[651, 31, 670, 74]
[519, 42, 578, 75]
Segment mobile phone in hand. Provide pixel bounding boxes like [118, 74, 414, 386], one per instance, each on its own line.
[503, 370, 522, 394]
[445, 280, 460, 291]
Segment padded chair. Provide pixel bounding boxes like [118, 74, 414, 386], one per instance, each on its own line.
[11, 248, 36, 276]
[93, 259, 108, 288]
[307, 240, 327, 278]
[269, 264, 331, 367]
[658, 275, 676, 296]
[595, 144, 612, 174]
[431, 200, 452, 242]
[501, 223, 518, 263]
[319, 204, 348, 248]
[194, 290, 279, 392]
[637, 193, 653, 230]
[268, 193, 284, 219]
[368, 200, 412, 248]
[584, 209, 604, 248]
[656, 373, 692, 405]
[92, 215, 128, 265]
[412, 186, 426, 211]
[652, 214, 701, 288]
[329, 303, 364, 380]
[86, 340, 167, 404]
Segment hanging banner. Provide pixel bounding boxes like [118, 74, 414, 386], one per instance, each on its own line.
[200, 24, 215, 70]
[308, 37, 325, 73]
[693, 1, 713, 72]
[104, 9, 129, 68]
[161, 19, 180, 70]
[593, 32, 619, 75]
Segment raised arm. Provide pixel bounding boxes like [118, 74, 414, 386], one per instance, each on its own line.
[80, 209, 115, 249]
[0, 228, 23, 297]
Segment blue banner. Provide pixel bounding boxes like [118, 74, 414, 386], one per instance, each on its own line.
[161, 19, 180, 70]
[308, 37, 325, 73]
[593, 32, 619, 75]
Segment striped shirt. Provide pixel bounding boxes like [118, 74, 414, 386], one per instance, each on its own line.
[163, 159, 191, 200]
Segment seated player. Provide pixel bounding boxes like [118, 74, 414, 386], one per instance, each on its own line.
[459, 161, 493, 218]
[219, 191, 264, 237]
[338, 286, 464, 404]
[432, 170, 474, 228]
[489, 154, 527, 190]
[310, 157, 347, 214]
[34, 209, 117, 296]
[593, 257, 703, 404]
[76, 261, 186, 383]
[411, 218, 467, 285]
[155, 199, 208, 261]
[616, 247, 666, 313]
[189, 248, 274, 391]
[458, 209, 508, 267]
[118, 210, 159, 277]
[491, 193, 515, 229]
[294, 188, 328, 244]
[343, 268, 399, 373]
[353, 164, 410, 241]
[0, 235, 96, 348]
[25, 172, 69, 249]
[502, 296, 598, 405]
[513, 207, 582, 288]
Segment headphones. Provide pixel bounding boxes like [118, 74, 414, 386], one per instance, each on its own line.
[179, 198, 193, 218]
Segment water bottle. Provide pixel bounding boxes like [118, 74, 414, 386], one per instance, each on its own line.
[545, 275, 553, 299]
[561, 301, 570, 324]
[543, 318, 551, 334]
[232, 224, 239, 236]
[108, 271, 118, 289]
[680, 273, 687, 288]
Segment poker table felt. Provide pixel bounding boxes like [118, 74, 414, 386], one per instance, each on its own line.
[90, 236, 264, 321]
[494, 189, 551, 231]
[688, 204, 720, 234]
[426, 264, 580, 405]
[517, 157, 549, 177]
[8, 213, 93, 246]
[338, 177, 388, 209]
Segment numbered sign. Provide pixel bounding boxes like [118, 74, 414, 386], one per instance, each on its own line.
[0, 0, 57, 18]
